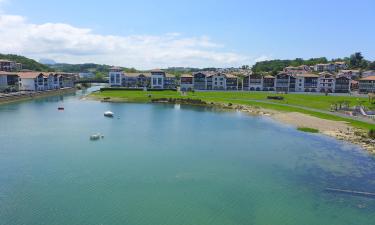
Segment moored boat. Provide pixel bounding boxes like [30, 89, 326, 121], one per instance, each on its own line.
[104, 111, 114, 117]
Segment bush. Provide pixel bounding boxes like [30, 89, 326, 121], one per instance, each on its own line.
[297, 127, 319, 133]
[369, 129, 375, 139]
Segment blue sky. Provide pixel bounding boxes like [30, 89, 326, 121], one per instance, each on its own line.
[0, 0, 374, 69]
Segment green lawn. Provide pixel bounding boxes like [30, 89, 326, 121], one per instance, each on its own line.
[91, 90, 375, 130]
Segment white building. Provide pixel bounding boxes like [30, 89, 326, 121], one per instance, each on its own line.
[295, 73, 319, 92]
[109, 67, 124, 87]
[150, 69, 165, 89]
[318, 72, 335, 93]
[18, 72, 46, 91]
[248, 74, 263, 91]
[338, 70, 360, 79]
[314, 62, 348, 72]
[212, 73, 226, 90]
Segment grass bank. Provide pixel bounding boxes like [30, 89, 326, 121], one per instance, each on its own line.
[90, 90, 375, 130]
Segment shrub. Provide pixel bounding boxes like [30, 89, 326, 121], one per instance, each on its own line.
[297, 127, 319, 133]
[369, 129, 375, 139]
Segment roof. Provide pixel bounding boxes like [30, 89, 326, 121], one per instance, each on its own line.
[150, 69, 164, 73]
[0, 71, 18, 76]
[360, 76, 375, 81]
[18, 72, 45, 79]
[264, 75, 275, 79]
[181, 74, 193, 78]
[126, 73, 151, 77]
[225, 74, 237, 78]
[340, 70, 360, 73]
[296, 73, 319, 78]
[0, 59, 14, 63]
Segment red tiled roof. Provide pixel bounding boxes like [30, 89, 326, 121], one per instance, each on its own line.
[18, 72, 44, 79]
[360, 76, 375, 81]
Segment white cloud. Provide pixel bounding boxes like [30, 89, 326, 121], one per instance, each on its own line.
[0, 14, 256, 69]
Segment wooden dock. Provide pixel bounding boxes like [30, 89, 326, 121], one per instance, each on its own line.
[325, 188, 375, 198]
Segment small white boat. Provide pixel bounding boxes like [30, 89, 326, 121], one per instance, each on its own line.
[104, 111, 114, 117]
[90, 134, 101, 141]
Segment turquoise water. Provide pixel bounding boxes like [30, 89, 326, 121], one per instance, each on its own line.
[0, 89, 375, 225]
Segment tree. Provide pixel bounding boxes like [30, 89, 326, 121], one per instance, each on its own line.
[349, 52, 368, 69]
[367, 61, 375, 70]
[95, 72, 105, 80]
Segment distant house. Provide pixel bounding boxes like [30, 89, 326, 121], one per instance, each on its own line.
[284, 65, 310, 75]
[150, 69, 165, 89]
[358, 76, 375, 93]
[334, 76, 351, 93]
[295, 73, 319, 92]
[338, 70, 360, 79]
[137, 73, 151, 88]
[314, 62, 348, 72]
[109, 67, 124, 87]
[275, 73, 291, 92]
[212, 73, 226, 90]
[262, 75, 275, 91]
[193, 72, 207, 90]
[318, 72, 335, 93]
[225, 74, 238, 90]
[362, 70, 375, 78]
[0, 59, 20, 72]
[18, 72, 46, 91]
[164, 73, 177, 89]
[248, 74, 263, 91]
[0, 71, 19, 91]
[180, 74, 193, 91]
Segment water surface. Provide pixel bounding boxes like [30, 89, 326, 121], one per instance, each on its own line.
[0, 90, 374, 225]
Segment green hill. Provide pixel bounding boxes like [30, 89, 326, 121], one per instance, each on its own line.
[0, 53, 52, 72]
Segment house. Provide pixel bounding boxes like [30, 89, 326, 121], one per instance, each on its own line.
[275, 73, 291, 92]
[362, 70, 375, 78]
[314, 62, 348, 72]
[212, 73, 226, 90]
[295, 73, 319, 92]
[180, 74, 193, 91]
[284, 65, 310, 75]
[248, 74, 263, 91]
[338, 70, 360, 79]
[262, 75, 275, 91]
[150, 69, 165, 89]
[137, 73, 151, 88]
[334, 76, 351, 93]
[164, 73, 177, 89]
[318, 72, 335, 93]
[18, 72, 46, 91]
[358, 76, 375, 93]
[109, 67, 124, 87]
[45, 72, 61, 89]
[242, 74, 250, 90]
[59, 73, 77, 88]
[0, 59, 20, 72]
[225, 74, 238, 90]
[206, 73, 213, 90]
[0, 71, 19, 92]
[193, 72, 207, 90]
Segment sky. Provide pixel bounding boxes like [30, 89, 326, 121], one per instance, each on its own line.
[0, 0, 374, 69]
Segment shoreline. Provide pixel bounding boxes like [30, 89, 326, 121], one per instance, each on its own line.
[87, 95, 375, 154]
[0, 88, 76, 105]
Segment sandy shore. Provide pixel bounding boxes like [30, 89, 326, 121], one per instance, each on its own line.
[232, 104, 375, 154]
